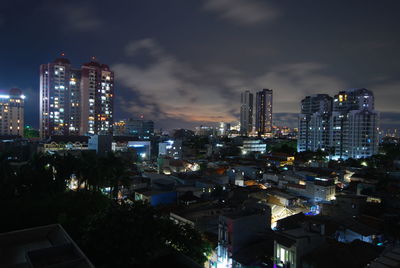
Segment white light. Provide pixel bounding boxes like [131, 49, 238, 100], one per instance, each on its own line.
[0, 95, 10, 99]
[20, 95, 26, 99]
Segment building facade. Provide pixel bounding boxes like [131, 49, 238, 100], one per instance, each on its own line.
[0, 88, 25, 136]
[40, 57, 114, 139]
[240, 90, 253, 136]
[255, 89, 273, 136]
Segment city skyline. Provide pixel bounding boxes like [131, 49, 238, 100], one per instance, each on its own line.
[2, 2, 400, 268]
[1, 1, 400, 130]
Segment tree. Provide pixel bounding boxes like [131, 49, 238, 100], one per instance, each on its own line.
[19, 153, 59, 196]
[78, 151, 103, 191]
[81, 202, 212, 267]
[0, 190, 111, 236]
[98, 153, 131, 198]
[0, 153, 18, 199]
[270, 141, 297, 155]
[23, 126, 39, 138]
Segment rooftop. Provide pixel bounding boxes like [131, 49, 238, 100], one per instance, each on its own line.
[223, 206, 266, 220]
[0, 224, 94, 268]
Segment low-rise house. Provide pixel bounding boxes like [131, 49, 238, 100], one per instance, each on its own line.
[217, 204, 271, 267]
[134, 190, 177, 206]
[335, 217, 383, 244]
[274, 226, 326, 268]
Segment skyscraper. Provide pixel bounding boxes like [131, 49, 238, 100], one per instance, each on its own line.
[297, 94, 332, 152]
[240, 90, 253, 136]
[40, 57, 114, 139]
[0, 88, 25, 136]
[80, 60, 114, 135]
[255, 89, 273, 136]
[297, 89, 379, 159]
[40, 57, 74, 138]
[330, 88, 379, 159]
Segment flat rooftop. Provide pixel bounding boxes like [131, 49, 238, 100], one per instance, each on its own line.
[0, 224, 94, 268]
[282, 228, 322, 238]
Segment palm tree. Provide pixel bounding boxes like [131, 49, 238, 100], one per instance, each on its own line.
[100, 153, 131, 199]
[79, 152, 103, 191]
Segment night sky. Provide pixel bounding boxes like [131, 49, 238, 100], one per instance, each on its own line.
[1, 0, 400, 131]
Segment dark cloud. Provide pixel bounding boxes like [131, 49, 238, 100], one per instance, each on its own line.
[380, 112, 400, 129]
[369, 81, 400, 113]
[273, 113, 298, 128]
[38, 0, 102, 32]
[113, 38, 400, 130]
[203, 0, 280, 25]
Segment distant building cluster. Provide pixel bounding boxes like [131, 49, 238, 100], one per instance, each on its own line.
[298, 88, 379, 159]
[114, 118, 154, 139]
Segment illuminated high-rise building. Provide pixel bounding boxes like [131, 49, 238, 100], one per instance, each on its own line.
[0, 88, 25, 136]
[330, 88, 379, 159]
[297, 94, 332, 152]
[68, 69, 81, 135]
[40, 57, 75, 138]
[240, 90, 253, 136]
[80, 60, 114, 135]
[40, 56, 114, 138]
[255, 89, 273, 136]
[297, 89, 379, 159]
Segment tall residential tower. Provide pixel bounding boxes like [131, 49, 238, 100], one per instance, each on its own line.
[255, 89, 273, 136]
[0, 88, 25, 136]
[80, 60, 114, 135]
[240, 90, 253, 136]
[40, 57, 114, 139]
[297, 94, 332, 152]
[330, 88, 379, 159]
[40, 58, 74, 138]
[297, 89, 379, 159]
